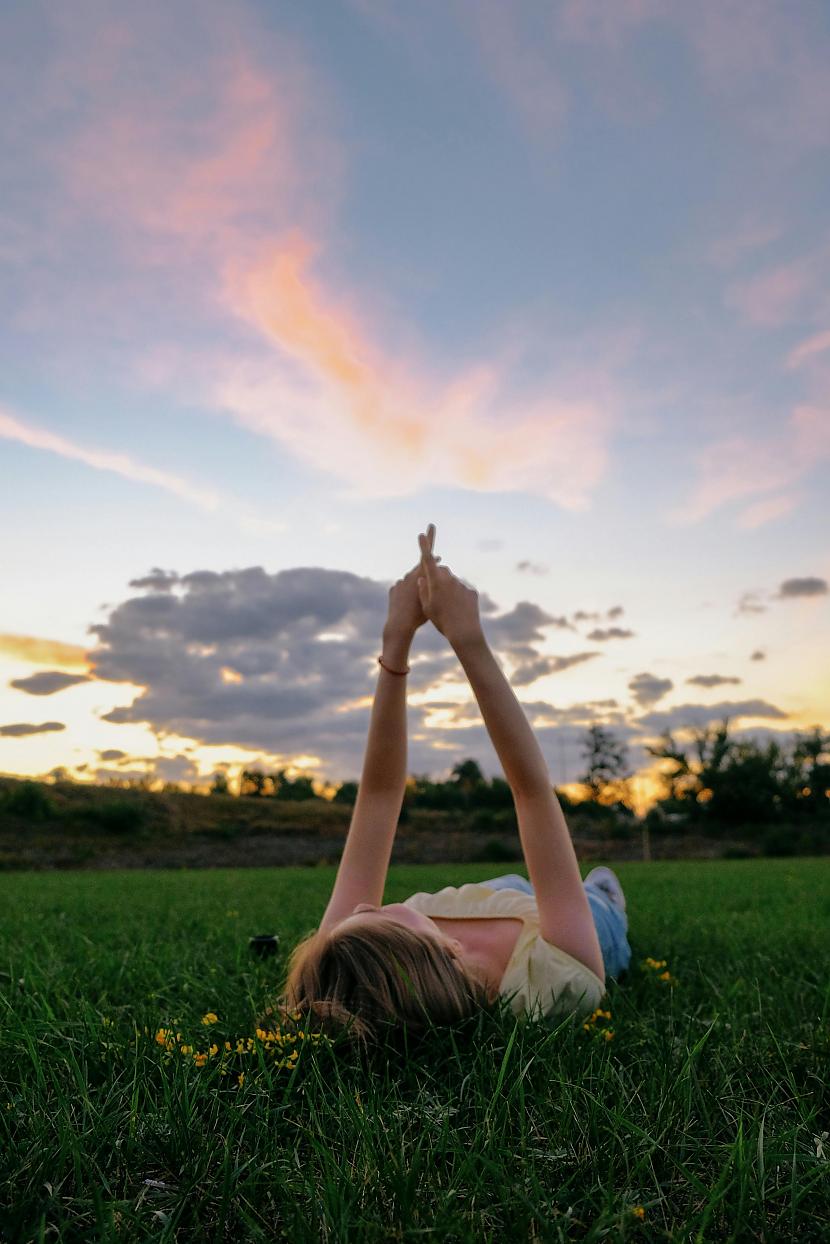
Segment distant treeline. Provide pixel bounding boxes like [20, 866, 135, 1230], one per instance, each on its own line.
[25, 714, 827, 831]
[213, 718, 830, 830]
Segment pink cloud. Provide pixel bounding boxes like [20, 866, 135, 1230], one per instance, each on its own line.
[706, 218, 782, 270]
[735, 494, 799, 531]
[668, 403, 830, 526]
[724, 260, 813, 328]
[0, 404, 220, 510]
[454, 0, 830, 156]
[217, 231, 617, 508]
[3, 1, 623, 511]
[55, 20, 337, 264]
[682, 1, 830, 152]
[786, 329, 830, 371]
[556, 0, 666, 47]
[2, 0, 343, 326]
[460, 0, 570, 143]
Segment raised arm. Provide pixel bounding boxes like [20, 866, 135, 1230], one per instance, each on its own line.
[319, 531, 437, 935]
[318, 625, 412, 934]
[418, 533, 604, 982]
[455, 633, 604, 981]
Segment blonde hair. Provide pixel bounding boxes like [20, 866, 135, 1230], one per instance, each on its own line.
[275, 917, 495, 1052]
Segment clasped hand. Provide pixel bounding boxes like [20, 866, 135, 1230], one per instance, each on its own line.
[384, 523, 483, 650]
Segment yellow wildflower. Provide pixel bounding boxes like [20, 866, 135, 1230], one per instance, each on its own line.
[224, 1041, 232, 1052]
[603, 1030, 615, 1041]
[631, 1206, 645, 1220]
[238, 1072, 245, 1086]
[194, 1053, 208, 1068]
[201, 1012, 219, 1026]
[180, 1045, 192, 1056]
[155, 1028, 173, 1047]
[209, 1044, 219, 1057]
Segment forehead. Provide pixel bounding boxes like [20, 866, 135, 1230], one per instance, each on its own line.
[338, 906, 435, 931]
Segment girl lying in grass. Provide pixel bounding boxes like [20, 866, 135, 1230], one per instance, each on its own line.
[278, 524, 631, 1050]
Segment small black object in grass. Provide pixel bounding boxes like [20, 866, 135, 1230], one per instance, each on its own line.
[249, 934, 280, 958]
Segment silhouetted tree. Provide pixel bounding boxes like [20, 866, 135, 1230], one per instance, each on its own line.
[784, 726, 830, 819]
[240, 769, 268, 797]
[270, 768, 319, 801]
[450, 759, 486, 809]
[408, 773, 466, 811]
[477, 775, 515, 810]
[577, 725, 630, 805]
[644, 718, 830, 835]
[209, 772, 229, 796]
[332, 780, 359, 805]
[644, 730, 699, 804]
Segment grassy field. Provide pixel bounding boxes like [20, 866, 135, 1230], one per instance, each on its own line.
[1, 859, 828, 1242]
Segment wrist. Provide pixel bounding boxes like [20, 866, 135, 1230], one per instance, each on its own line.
[380, 629, 413, 668]
[449, 627, 487, 656]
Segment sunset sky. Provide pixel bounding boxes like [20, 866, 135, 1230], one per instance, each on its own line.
[1, 0, 828, 810]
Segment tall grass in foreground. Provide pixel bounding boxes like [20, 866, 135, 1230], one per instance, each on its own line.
[1, 859, 828, 1242]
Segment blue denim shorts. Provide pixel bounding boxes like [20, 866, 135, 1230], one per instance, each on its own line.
[480, 872, 631, 982]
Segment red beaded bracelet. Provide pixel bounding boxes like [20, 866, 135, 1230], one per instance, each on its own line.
[377, 655, 410, 675]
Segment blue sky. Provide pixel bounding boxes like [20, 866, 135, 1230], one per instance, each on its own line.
[1, 0, 828, 805]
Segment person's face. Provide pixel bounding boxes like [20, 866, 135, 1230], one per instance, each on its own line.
[337, 902, 463, 957]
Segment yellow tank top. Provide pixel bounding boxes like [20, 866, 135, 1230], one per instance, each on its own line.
[403, 883, 604, 1022]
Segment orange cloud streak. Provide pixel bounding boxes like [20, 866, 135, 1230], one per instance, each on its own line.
[0, 633, 90, 670]
[221, 232, 614, 508]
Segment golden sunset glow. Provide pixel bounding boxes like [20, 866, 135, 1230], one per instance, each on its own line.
[0, 634, 90, 670]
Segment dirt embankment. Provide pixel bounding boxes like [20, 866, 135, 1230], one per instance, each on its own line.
[0, 777, 777, 870]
